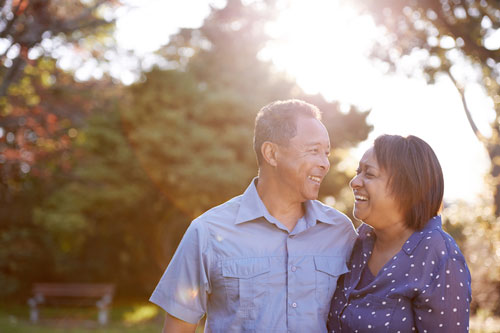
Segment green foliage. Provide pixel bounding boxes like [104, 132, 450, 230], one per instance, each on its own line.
[122, 69, 257, 217]
[14, 0, 372, 300]
[33, 108, 188, 296]
[124, 0, 372, 216]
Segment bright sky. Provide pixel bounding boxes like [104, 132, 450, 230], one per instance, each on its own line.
[115, 0, 493, 204]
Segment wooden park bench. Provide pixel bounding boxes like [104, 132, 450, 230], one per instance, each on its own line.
[27, 283, 115, 325]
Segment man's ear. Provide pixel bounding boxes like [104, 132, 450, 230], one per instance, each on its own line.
[261, 141, 278, 167]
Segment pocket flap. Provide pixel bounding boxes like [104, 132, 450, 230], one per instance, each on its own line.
[314, 256, 349, 276]
[222, 257, 270, 278]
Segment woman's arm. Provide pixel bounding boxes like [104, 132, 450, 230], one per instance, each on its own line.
[413, 254, 471, 332]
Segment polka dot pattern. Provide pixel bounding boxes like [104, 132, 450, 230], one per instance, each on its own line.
[327, 216, 472, 332]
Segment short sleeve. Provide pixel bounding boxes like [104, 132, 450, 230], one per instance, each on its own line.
[413, 252, 471, 332]
[149, 219, 210, 324]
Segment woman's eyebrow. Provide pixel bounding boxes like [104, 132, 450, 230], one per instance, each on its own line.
[359, 161, 378, 170]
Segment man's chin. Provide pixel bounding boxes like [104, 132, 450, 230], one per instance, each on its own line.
[305, 191, 320, 201]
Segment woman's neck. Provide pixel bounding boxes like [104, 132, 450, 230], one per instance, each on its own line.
[373, 221, 414, 252]
[367, 222, 415, 275]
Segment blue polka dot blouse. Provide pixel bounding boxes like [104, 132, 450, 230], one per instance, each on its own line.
[327, 216, 472, 332]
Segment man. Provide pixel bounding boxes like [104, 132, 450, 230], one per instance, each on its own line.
[150, 99, 357, 332]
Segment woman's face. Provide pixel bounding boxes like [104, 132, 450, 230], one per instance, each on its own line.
[350, 147, 404, 228]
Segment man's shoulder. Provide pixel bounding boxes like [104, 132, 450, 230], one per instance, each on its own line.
[310, 199, 352, 224]
[193, 193, 243, 226]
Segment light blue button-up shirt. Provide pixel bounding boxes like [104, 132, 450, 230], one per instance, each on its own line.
[150, 178, 357, 332]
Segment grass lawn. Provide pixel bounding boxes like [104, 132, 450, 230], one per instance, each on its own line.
[1, 301, 499, 332]
[0, 301, 169, 333]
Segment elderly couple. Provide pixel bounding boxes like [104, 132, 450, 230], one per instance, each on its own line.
[150, 100, 471, 332]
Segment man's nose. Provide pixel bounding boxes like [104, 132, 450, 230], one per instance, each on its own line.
[320, 154, 330, 170]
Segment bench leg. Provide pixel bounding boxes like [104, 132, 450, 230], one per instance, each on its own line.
[28, 299, 39, 323]
[30, 304, 38, 323]
[98, 308, 108, 325]
[30, 308, 39, 323]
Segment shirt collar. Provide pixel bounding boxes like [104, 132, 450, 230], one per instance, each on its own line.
[358, 215, 443, 255]
[234, 178, 271, 225]
[234, 177, 335, 226]
[304, 200, 336, 225]
[402, 215, 442, 255]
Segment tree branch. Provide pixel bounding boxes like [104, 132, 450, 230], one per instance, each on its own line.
[0, 0, 25, 38]
[446, 69, 489, 146]
[0, 55, 26, 97]
[54, 0, 110, 33]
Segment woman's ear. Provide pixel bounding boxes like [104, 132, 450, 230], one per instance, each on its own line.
[261, 141, 278, 167]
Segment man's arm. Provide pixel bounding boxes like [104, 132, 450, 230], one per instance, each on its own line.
[163, 313, 197, 333]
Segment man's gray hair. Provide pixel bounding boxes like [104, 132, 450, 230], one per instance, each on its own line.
[253, 99, 322, 165]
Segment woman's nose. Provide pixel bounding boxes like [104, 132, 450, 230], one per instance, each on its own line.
[350, 174, 361, 189]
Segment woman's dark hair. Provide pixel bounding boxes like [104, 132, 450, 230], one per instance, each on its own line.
[374, 134, 444, 230]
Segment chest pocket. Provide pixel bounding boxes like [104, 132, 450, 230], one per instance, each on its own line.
[314, 256, 349, 306]
[222, 257, 270, 315]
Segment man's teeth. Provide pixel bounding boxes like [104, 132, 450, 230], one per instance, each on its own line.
[308, 176, 321, 183]
[355, 195, 368, 201]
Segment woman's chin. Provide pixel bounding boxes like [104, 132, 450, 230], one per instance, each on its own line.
[352, 209, 366, 222]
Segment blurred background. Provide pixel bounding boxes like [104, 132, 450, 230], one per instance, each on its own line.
[1, 0, 499, 331]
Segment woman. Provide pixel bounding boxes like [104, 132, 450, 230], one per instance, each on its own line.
[327, 135, 471, 332]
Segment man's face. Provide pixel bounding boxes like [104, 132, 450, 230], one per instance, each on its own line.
[275, 117, 331, 202]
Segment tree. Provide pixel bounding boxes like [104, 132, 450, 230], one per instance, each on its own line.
[31, 0, 372, 298]
[0, 1, 127, 296]
[350, 0, 500, 214]
[0, 0, 117, 97]
[123, 0, 372, 217]
[32, 107, 188, 297]
[0, 0, 120, 200]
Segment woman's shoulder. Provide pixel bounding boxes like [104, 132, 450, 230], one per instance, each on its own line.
[409, 216, 466, 263]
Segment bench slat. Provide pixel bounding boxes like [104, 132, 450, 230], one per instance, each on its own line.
[33, 283, 115, 298]
[29, 282, 115, 326]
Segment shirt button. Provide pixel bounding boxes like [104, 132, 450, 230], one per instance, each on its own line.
[292, 302, 297, 308]
[291, 266, 297, 272]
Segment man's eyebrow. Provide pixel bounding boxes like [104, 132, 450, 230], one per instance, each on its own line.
[304, 142, 330, 147]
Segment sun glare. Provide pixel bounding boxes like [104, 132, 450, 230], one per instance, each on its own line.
[114, 0, 491, 203]
[263, 0, 380, 105]
[259, 0, 491, 203]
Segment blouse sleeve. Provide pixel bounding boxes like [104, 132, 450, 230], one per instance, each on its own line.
[412, 252, 471, 332]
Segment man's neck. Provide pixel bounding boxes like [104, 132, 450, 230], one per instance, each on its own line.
[256, 175, 304, 232]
